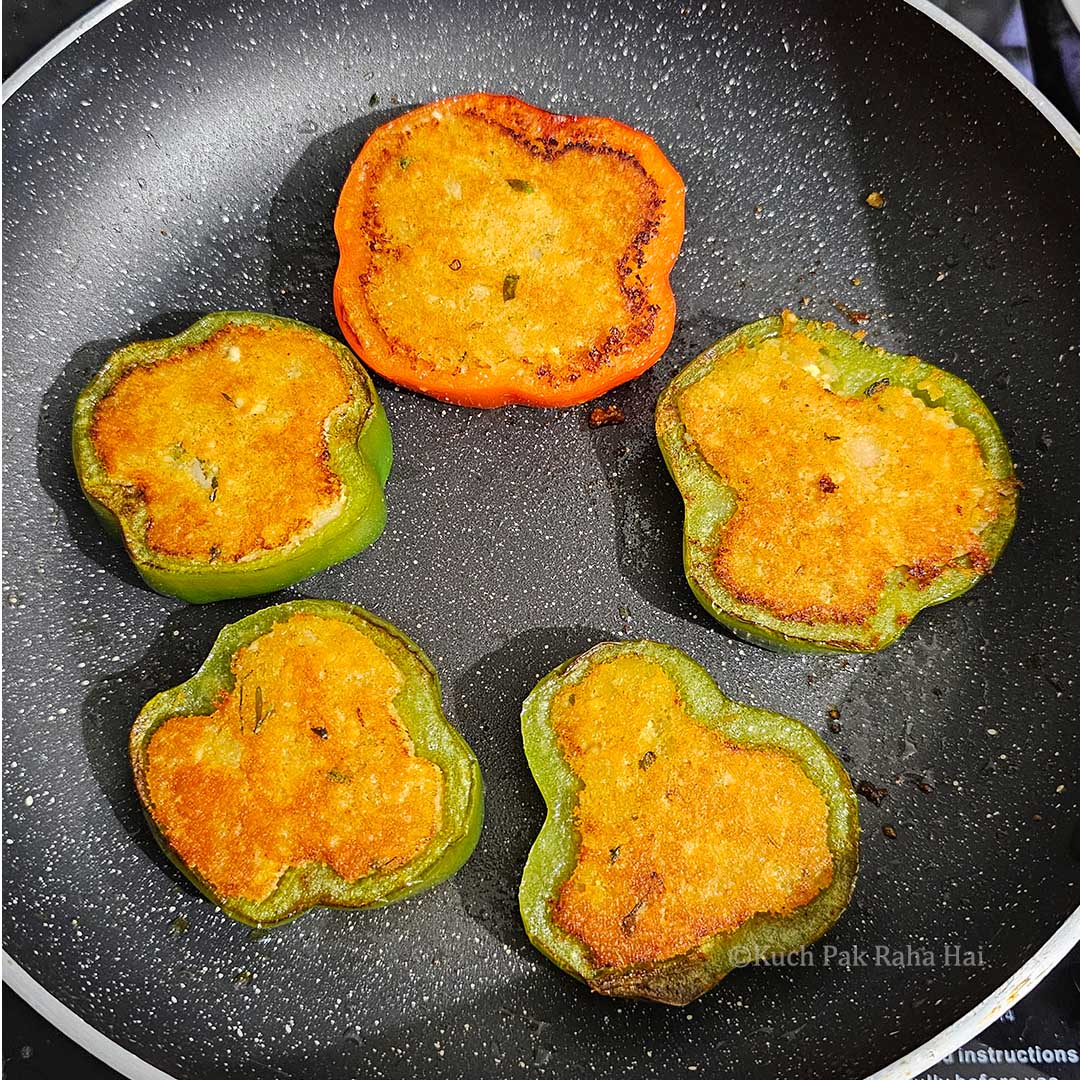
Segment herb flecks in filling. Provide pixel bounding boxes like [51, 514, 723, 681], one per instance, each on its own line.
[677, 332, 1004, 625]
[144, 614, 444, 903]
[90, 324, 352, 563]
[551, 655, 833, 969]
[358, 110, 662, 382]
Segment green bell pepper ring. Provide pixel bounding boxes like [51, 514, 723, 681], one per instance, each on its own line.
[519, 640, 858, 1006]
[130, 598, 484, 929]
[72, 311, 392, 603]
[655, 314, 1018, 653]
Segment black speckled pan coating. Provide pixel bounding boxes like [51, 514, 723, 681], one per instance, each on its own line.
[3, 1, 1078, 1078]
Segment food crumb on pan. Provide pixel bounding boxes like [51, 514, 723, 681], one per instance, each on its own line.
[866, 190, 886, 209]
[833, 299, 870, 325]
[855, 781, 889, 807]
[587, 404, 626, 428]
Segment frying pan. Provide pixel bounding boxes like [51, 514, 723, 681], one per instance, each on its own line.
[3, 1, 1079, 1078]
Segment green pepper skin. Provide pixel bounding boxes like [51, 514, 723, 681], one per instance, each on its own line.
[72, 312, 393, 604]
[519, 640, 858, 1006]
[131, 599, 483, 929]
[656, 315, 1018, 653]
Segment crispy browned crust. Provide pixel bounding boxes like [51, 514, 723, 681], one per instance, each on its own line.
[334, 94, 686, 407]
[677, 330, 1006, 627]
[90, 323, 352, 563]
[140, 613, 444, 904]
[549, 655, 833, 969]
[356, 114, 660, 385]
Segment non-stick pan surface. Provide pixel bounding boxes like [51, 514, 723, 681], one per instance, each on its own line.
[3, 1, 1079, 1078]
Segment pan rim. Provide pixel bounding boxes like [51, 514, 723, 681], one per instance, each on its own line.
[6, 908, 1080, 1080]
[2, 2, 1078, 1079]
[3, 0, 1080, 154]
[905, 0, 1079, 151]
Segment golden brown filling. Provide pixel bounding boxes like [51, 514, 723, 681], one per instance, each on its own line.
[678, 331, 1003, 625]
[91, 324, 352, 562]
[551, 655, 832, 969]
[144, 613, 443, 903]
[355, 109, 661, 381]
